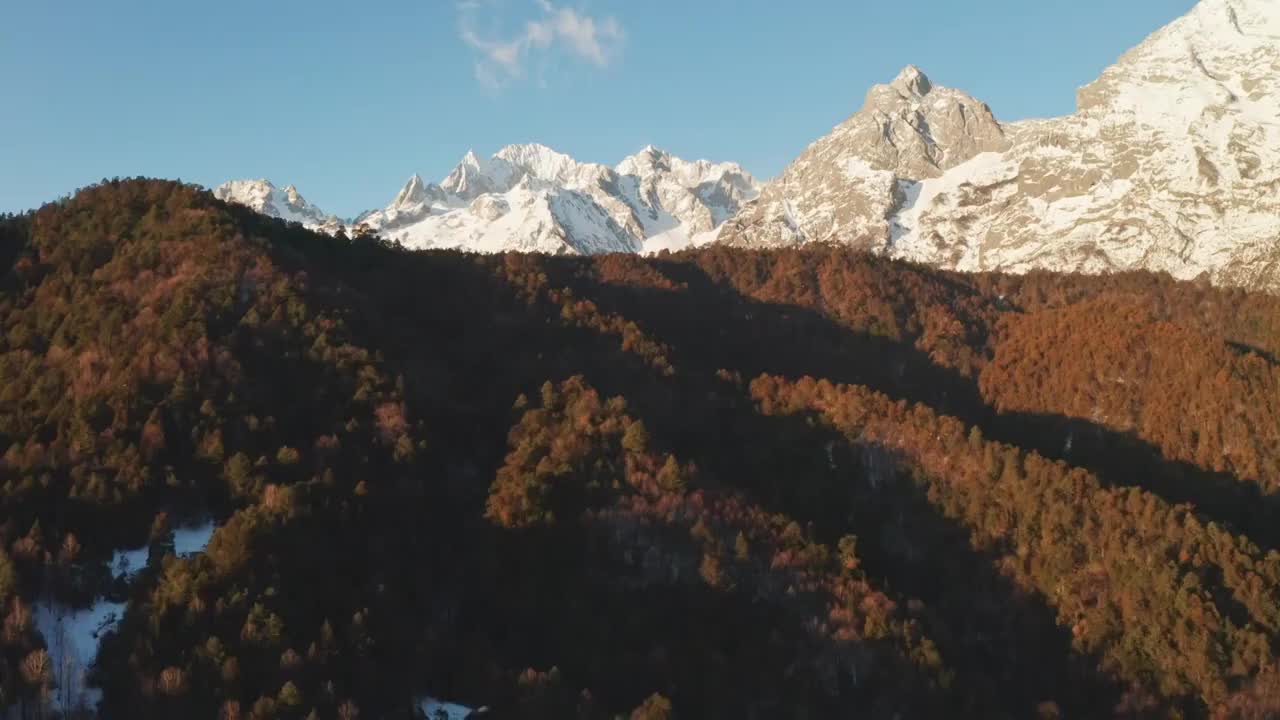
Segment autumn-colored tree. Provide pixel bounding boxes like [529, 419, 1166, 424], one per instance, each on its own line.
[630, 693, 673, 720]
[4, 179, 1280, 719]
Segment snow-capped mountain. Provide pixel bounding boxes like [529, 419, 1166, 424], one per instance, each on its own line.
[212, 179, 344, 235]
[216, 146, 758, 256]
[213, 0, 1280, 291]
[719, 0, 1280, 292]
[718, 64, 1009, 251]
[355, 144, 759, 254]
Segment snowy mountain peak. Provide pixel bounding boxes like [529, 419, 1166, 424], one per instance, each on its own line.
[441, 150, 493, 199]
[616, 145, 673, 176]
[494, 143, 548, 156]
[493, 143, 582, 182]
[891, 65, 933, 97]
[223, 178, 274, 195]
[635, 144, 668, 162]
[346, 145, 760, 255]
[613, 147, 759, 195]
[392, 175, 429, 209]
[213, 179, 343, 234]
[439, 144, 589, 199]
[213, 179, 272, 207]
[719, 0, 1280, 294]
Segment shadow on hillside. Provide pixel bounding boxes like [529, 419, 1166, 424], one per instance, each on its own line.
[259, 235, 1120, 715]
[512, 264, 1126, 716]
[437, 522, 956, 719]
[563, 258, 1280, 554]
[848, 439, 1128, 718]
[1228, 340, 1280, 365]
[688, 399, 1127, 718]
[254, 229, 1245, 716]
[991, 411, 1280, 551]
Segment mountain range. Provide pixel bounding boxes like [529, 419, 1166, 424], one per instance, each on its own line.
[216, 145, 759, 255]
[215, 0, 1280, 291]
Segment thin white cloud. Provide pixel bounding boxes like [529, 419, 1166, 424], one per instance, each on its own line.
[459, 0, 625, 89]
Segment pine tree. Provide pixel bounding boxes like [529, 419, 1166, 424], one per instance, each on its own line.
[622, 421, 650, 455]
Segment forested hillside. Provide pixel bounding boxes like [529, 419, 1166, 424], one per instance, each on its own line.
[1, 179, 1279, 719]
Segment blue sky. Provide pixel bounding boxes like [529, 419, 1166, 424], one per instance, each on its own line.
[2, 0, 1195, 217]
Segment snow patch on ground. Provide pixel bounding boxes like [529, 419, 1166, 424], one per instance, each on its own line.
[35, 601, 126, 712]
[109, 519, 217, 580]
[109, 546, 148, 580]
[173, 520, 216, 556]
[419, 696, 477, 719]
[36, 519, 218, 713]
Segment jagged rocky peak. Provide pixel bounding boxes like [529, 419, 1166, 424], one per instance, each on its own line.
[492, 143, 584, 183]
[456, 149, 483, 174]
[720, 0, 1280, 293]
[441, 150, 492, 200]
[717, 64, 1010, 251]
[218, 135, 761, 255]
[213, 178, 344, 234]
[891, 64, 933, 97]
[616, 145, 758, 198]
[213, 0, 1279, 288]
[341, 143, 758, 256]
[391, 174, 429, 209]
[214, 178, 273, 201]
[616, 145, 672, 176]
[213, 179, 280, 212]
[853, 65, 1008, 178]
[440, 144, 591, 199]
[282, 184, 306, 206]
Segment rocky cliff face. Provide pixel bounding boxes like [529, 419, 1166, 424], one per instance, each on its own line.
[720, 0, 1280, 292]
[718, 65, 1008, 251]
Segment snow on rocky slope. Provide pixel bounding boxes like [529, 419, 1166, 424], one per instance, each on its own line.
[213, 180, 346, 235]
[213, 0, 1279, 289]
[720, 0, 1280, 292]
[216, 145, 758, 256]
[718, 64, 1008, 251]
[355, 144, 758, 254]
[418, 696, 480, 719]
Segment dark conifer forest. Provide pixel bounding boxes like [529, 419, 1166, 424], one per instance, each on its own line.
[3, 179, 1280, 718]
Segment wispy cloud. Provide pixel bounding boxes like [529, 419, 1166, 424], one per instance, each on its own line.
[459, 0, 625, 89]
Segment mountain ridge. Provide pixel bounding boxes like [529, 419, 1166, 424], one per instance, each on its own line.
[214, 0, 1280, 291]
[719, 0, 1280, 292]
[216, 144, 759, 255]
